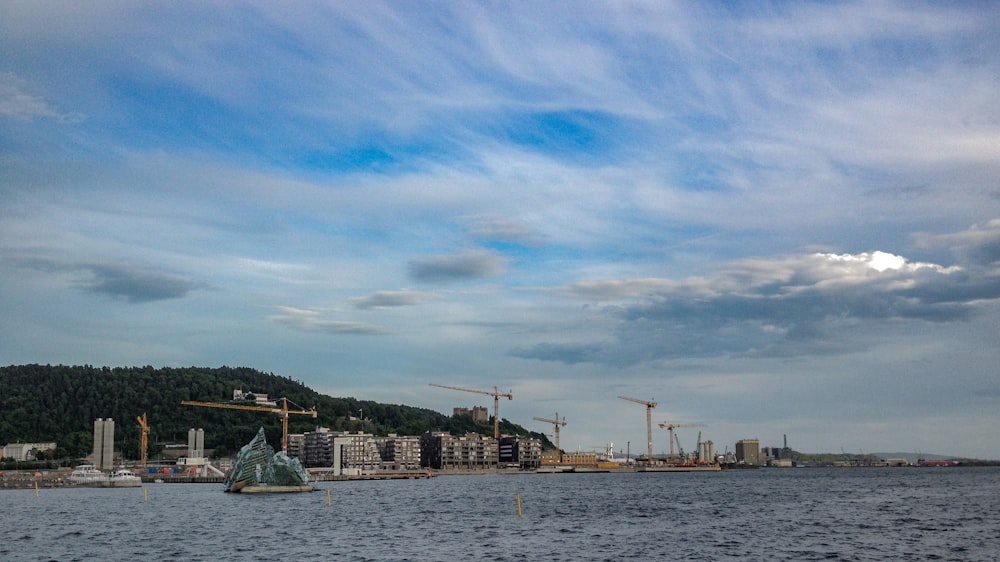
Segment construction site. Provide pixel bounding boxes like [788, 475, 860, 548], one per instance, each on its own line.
[5, 383, 745, 487]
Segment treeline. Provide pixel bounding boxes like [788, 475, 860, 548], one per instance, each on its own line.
[0, 364, 551, 462]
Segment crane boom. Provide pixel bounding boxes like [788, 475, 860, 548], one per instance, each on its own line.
[429, 383, 512, 438]
[181, 397, 317, 453]
[533, 413, 567, 463]
[618, 396, 657, 464]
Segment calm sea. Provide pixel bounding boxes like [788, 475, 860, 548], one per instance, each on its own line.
[2, 467, 998, 561]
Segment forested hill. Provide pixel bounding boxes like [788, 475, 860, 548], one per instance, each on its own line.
[0, 364, 550, 460]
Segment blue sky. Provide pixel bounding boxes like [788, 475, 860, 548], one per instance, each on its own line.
[2, 1, 999, 459]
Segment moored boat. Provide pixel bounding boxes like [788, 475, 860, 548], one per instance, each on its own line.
[109, 468, 142, 487]
[639, 463, 722, 472]
[67, 464, 142, 488]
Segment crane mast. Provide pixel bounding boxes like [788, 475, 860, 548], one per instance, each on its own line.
[618, 395, 657, 464]
[181, 396, 317, 453]
[136, 412, 149, 470]
[429, 383, 512, 439]
[533, 413, 567, 463]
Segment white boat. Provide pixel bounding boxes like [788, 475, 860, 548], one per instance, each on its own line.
[109, 468, 142, 487]
[68, 464, 142, 488]
[68, 464, 106, 485]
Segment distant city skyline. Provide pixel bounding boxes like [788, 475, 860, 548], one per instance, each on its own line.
[1, 2, 998, 459]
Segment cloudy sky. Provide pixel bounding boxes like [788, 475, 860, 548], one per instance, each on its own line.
[2, 1, 998, 459]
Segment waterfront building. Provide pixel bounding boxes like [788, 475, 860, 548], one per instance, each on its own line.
[418, 432, 541, 471]
[302, 427, 336, 467]
[499, 436, 542, 469]
[301, 427, 381, 471]
[735, 438, 760, 466]
[420, 432, 499, 470]
[2, 442, 57, 461]
[559, 452, 598, 466]
[299, 429, 423, 472]
[286, 432, 306, 460]
[375, 434, 422, 470]
[338, 432, 381, 471]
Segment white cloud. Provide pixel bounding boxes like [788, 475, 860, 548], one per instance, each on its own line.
[0, 72, 84, 122]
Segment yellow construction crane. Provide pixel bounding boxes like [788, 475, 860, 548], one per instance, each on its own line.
[618, 395, 657, 464]
[181, 397, 317, 453]
[533, 413, 567, 463]
[429, 383, 512, 439]
[136, 412, 149, 470]
[657, 422, 706, 459]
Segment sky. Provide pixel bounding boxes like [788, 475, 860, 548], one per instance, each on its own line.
[2, 1, 999, 460]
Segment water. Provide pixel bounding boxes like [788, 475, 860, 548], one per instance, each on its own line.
[3, 467, 998, 561]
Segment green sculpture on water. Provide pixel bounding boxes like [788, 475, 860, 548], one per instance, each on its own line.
[223, 427, 312, 493]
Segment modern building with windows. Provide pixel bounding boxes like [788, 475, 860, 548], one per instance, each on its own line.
[375, 434, 422, 470]
[301, 427, 337, 467]
[499, 436, 542, 469]
[420, 432, 540, 470]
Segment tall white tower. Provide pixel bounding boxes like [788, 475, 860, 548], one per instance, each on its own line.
[188, 428, 205, 458]
[92, 418, 115, 471]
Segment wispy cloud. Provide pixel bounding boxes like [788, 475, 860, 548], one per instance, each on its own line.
[5, 256, 204, 303]
[83, 263, 205, 303]
[0, 72, 84, 122]
[915, 219, 1000, 267]
[408, 251, 507, 283]
[350, 290, 438, 310]
[268, 306, 388, 335]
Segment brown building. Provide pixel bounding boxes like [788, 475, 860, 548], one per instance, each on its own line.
[735, 438, 760, 466]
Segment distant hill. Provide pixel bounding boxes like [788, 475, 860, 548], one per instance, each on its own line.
[0, 364, 551, 461]
[869, 452, 971, 464]
[792, 451, 979, 466]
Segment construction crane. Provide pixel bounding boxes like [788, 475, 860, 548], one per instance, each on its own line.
[589, 443, 614, 460]
[181, 397, 317, 453]
[429, 383, 512, 439]
[657, 422, 706, 459]
[618, 396, 657, 464]
[533, 413, 567, 463]
[136, 412, 149, 470]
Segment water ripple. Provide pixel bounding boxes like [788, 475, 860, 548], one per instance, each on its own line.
[1, 468, 999, 561]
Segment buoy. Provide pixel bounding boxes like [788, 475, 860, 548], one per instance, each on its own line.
[327, 488, 332, 507]
[516, 492, 522, 517]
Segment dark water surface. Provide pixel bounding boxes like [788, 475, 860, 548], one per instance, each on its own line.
[2, 467, 998, 561]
